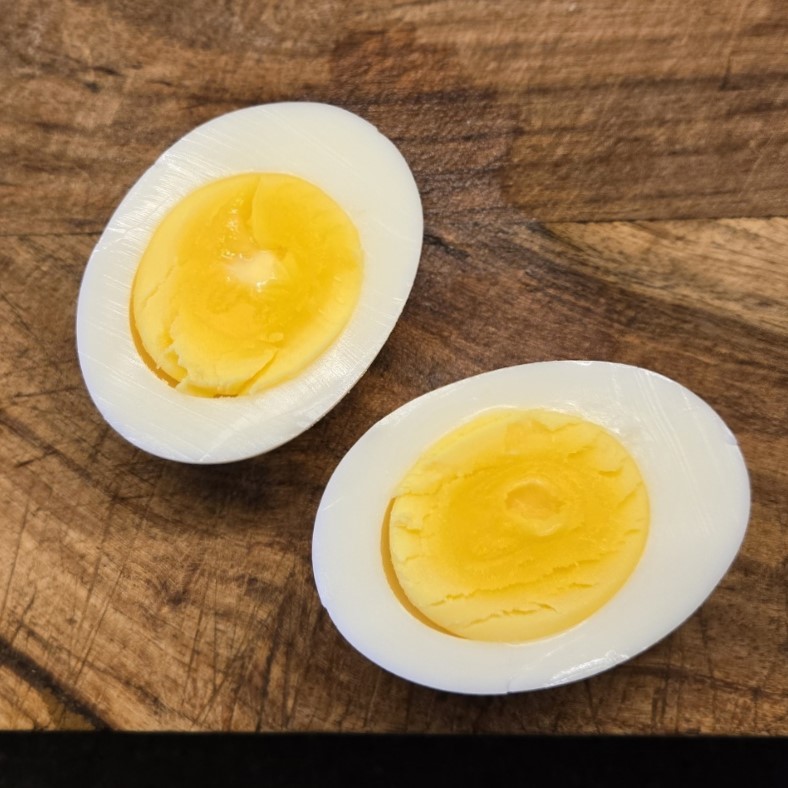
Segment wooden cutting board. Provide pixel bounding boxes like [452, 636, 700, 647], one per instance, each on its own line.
[1, 0, 786, 732]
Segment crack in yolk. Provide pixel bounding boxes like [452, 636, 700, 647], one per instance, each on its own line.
[386, 409, 650, 642]
[130, 173, 363, 397]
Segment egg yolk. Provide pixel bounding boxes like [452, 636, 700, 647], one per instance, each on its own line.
[131, 173, 363, 397]
[386, 409, 650, 642]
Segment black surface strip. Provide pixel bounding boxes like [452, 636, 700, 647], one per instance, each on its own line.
[0, 732, 785, 787]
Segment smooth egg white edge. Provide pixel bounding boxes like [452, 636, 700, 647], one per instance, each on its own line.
[76, 102, 423, 463]
[311, 360, 751, 694]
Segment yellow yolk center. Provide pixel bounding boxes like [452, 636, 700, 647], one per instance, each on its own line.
[131, 173, 363, 397]
[386, 409, 650, 642]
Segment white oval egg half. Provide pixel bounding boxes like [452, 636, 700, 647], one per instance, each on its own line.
[312, 360, 751, 694]
[76, 102, 423, 464]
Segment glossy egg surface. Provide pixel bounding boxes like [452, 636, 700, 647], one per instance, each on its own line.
[76, 102, 423, 463]
[312, 361, 751, 694]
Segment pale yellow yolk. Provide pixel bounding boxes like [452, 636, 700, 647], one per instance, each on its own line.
[386, 409, 650, 642]
[131, 173, 363, 397]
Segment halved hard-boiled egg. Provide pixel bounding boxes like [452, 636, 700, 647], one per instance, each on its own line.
[312, 361, 751, 694]
[76, 103, 423, 463]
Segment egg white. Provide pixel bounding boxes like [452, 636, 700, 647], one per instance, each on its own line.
[311, 360, 751, 694]
[76, 102, 423, 463]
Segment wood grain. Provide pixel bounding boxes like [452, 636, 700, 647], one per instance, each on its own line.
[1, 0, 786, 732]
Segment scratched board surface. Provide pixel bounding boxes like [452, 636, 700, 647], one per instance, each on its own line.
[0, 0, 786, 732]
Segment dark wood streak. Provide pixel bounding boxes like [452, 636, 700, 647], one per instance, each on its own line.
[0, 636, 109, 730]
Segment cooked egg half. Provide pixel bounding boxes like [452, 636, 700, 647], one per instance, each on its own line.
[312, 361, 751, 694]
[76, 103, 423, 463]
